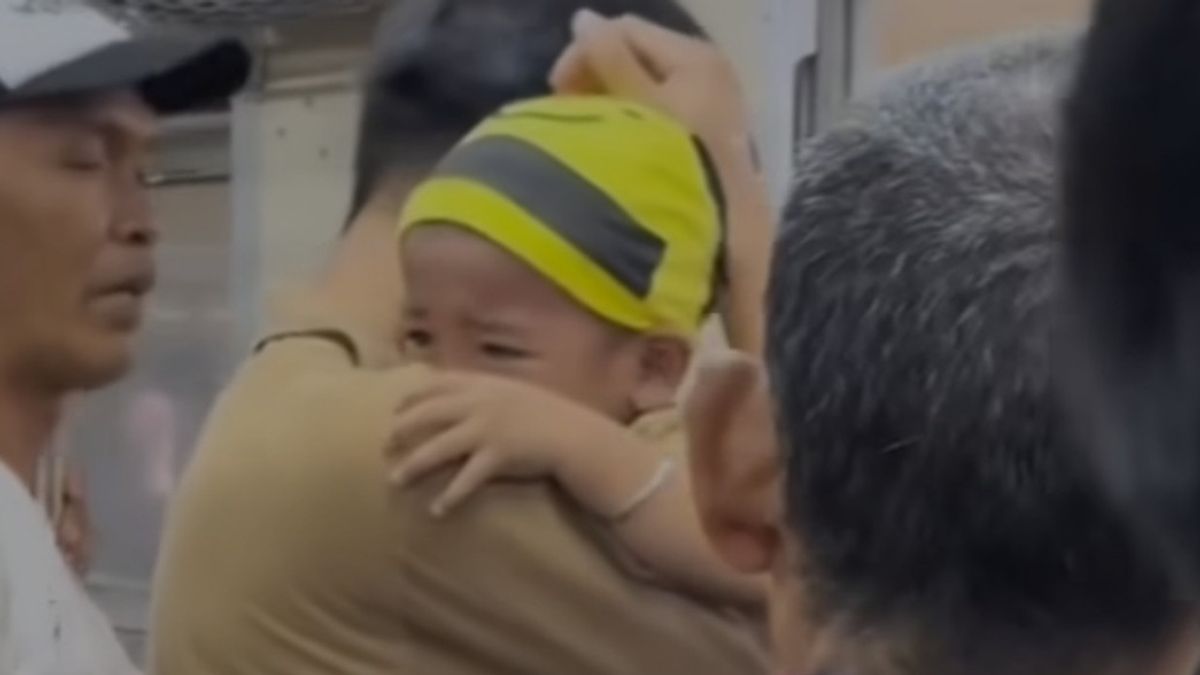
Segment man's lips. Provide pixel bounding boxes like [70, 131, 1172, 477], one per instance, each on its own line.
[87, 263, 157, 330]
[92, 266, 157, 299]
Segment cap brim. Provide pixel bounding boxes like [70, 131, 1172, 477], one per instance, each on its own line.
[12, 35, 251, 114]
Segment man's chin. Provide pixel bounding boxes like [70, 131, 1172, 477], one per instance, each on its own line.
[67, 340, 136, 391]
[14, 332, 137, 393]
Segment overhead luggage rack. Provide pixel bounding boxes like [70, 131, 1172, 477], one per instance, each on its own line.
[96, 0, 381, 26]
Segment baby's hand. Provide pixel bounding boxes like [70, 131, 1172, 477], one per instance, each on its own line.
[54, 466, 92, 579]
[386, 373, 598, 517]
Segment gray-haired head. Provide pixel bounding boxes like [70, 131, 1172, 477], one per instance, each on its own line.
[766, 32, 1189, 675]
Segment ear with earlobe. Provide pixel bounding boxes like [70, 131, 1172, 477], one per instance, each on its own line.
[684, 349, 783, 573]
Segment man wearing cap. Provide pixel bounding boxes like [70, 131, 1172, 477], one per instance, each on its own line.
[149, 1, 772, 674]
[0, 2, 249, 672]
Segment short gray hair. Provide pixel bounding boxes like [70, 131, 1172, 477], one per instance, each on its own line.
[767, 32, 1185, 675]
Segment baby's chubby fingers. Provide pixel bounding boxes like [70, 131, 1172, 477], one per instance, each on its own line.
[388, 392, 471, 459]
[389, 421, 482, 487]
[430, 449, 502, 518]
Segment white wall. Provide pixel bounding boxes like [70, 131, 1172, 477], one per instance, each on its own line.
[230, 18, 371, 347]
[231, 83, 362, 347]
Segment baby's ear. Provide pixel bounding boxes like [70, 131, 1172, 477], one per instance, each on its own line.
[630, 334, 692, 413]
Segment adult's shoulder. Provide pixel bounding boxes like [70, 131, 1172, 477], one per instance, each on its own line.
[197, 336, 428, 450]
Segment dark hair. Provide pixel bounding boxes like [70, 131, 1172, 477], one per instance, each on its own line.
[347, 0, 706, 222]
[766, 34, 1186, 675]
[1061, 0, 1200, 596]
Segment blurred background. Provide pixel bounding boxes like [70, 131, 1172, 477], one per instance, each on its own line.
[66, 0, 1090, 660]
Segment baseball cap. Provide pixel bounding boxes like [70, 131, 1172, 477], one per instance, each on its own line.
[0, 0, 251, 113]
[398, 95, 726, 337]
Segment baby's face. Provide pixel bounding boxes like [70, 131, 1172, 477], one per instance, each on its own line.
[399, 224, 647, 421]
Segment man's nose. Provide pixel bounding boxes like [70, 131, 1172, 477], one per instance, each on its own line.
[111, 175, 159, 246]
[113, 215, 159, 246]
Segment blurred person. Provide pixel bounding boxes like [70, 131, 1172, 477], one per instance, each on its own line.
[44, 383, 181, 585]
[1060, 0, 1200, 599]
[126, 389, 179, 502]
[552, 13, 1200, 675]
[0, 2, 249, 672]
[36, 420, 96, 580]
[149, 1, 770, 674]
[109, 387, 180, 579]
[387, 95, 762, 607]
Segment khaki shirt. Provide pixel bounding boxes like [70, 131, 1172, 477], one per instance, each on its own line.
[148, 291, 767, 674]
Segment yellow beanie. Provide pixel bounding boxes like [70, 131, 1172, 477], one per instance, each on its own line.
[397, 95, 724, 336]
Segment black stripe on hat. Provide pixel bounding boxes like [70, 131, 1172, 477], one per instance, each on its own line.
[434, 134, 666, 298]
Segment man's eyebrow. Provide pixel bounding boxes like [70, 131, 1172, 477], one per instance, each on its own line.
[93, 115, 157, 149]
[81, 101, 158, 148]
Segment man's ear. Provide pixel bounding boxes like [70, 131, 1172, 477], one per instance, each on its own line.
[630, 334, 692, 413]
[684, 349, 783, 574]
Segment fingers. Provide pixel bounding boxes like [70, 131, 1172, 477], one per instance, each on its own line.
[57, 514, 89, 577]
[56, 509, 92, 578]
[396, 373, 466, 411]
[57, 466, 92, 577]
[431, 450, 500, 518]
[608, 14, 706, 75]
[557, 9, 659, 102]
[389, 421, 479, 486]
[389, 393, 470, 457]
[552, 10, 710, 93]
[549, 44, 602, 94]
[62, 467, 87, 509]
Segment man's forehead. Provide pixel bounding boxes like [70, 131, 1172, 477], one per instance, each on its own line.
[87, 91, 158, 138]
[2, 91, 158, 139]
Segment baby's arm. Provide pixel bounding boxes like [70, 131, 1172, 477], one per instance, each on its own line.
[556, 420, 766, 607]
[388, 373, 763, 607]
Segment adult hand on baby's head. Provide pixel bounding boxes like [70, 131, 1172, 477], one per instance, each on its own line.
[552, 11, 773, 357]
[550, 10, 751, 159]
[386, 373, 607, 517]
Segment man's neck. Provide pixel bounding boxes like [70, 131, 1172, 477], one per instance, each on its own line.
[0, 380, 62, 493]
[315, 204, 407, 350]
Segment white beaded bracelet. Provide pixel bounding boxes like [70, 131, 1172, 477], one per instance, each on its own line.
[607, 457, 678, 523]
